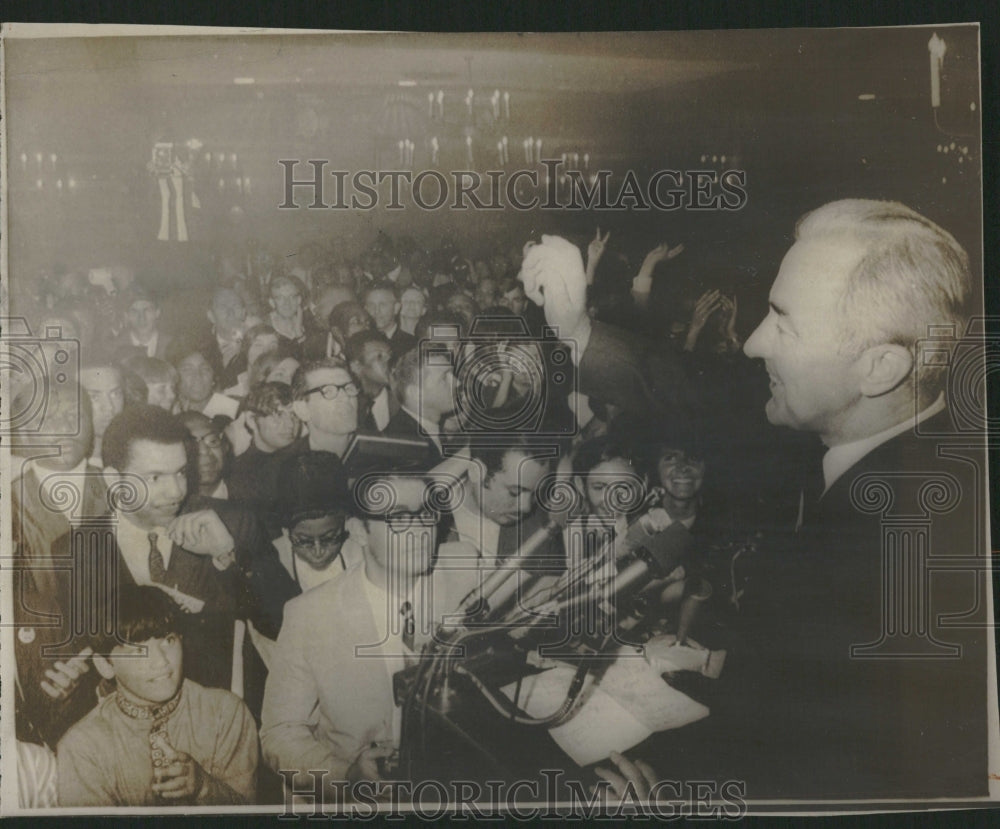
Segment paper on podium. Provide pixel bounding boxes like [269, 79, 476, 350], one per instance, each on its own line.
[500, 648, 709, 766]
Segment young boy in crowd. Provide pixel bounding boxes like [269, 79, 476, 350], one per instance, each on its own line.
[57, 586, 259, 806]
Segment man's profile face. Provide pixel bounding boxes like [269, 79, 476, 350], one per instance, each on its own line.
[743, 237, 866, 442]
[356, 341, 392, 388]
[111, 633, 183, 705]
[475, 451, 548, 526]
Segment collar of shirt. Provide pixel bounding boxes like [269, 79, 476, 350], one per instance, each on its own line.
[210, 479, 229, 500]
[371, 387, 391, 432]
[130, 330, 158, 358]
[383, 321, 398, 340]
[115, 513, 172, 585]
[453, 497, 501, 568]
[822, 394, 946, 492]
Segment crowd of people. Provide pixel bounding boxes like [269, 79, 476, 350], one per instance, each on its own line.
[8, 200, 990, 808]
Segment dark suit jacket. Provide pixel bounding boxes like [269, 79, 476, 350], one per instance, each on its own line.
[693, 408, 990, 800]
[111, 330, 175, 363]
[11, 466, 108, 746]
[386, 327, 417, 360]
[382, 408, 443, 470]
[578, 320, 695, 421]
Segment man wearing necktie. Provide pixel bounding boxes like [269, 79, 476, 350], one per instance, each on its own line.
[734, 200, 987, 799]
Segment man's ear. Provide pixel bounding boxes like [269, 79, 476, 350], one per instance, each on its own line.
[206, 309, 216, 327]
[857, 343, 914, 397]
[393, 301, 402, 316]
[291, 399, 310, 423]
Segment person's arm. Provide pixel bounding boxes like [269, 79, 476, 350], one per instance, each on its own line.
[683, 289, 723, 353]
[192, 693, 259, 804]
[584, 228, 610, 285]
[631, 242, 684, 310]
[259, 602, 345, 780]
[57, 725, 118, 806]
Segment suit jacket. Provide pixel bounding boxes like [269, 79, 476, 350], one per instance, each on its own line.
[11, 466, 108, 746]
[705, 408, 989, 799]
[111, 330, 175, 363]
[358, 386, 402, 434]
[196, 331, 247, 392]
[578, 320, 695, 421]
[260, 563, 468, 784]
[386, 327, 417, 360]
[381, 408, 443, 470]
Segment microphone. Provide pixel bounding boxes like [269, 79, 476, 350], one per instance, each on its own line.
[457, 520, 562, 619]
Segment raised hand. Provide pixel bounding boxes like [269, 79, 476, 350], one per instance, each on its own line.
[40, 647, 93, 700]
[585, 228, 611, 284]
[519, 235, 589, 342]
[684, 289, 723, 351]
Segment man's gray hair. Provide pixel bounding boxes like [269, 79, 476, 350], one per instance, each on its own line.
[796, 199, 972, 398]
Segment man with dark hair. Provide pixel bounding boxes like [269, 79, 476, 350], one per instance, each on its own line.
[448, 438, 558, 569]
[344, 329, 398, 433]
[168, 342, 239, 420]
[260, 475, 467, 798]
[54, 404, 242, 694]
[57, 586, 259, 806]
[201, 287, 249, 390]
[227, 382, 301, 525]
[364, 282, 415, 359]
[176, 410, 230, 500]
[326, 300, 373, 359]
[271, 451, 353, 592]
[288, 358, 359, 458]
[384, 346, 456, 467]
[113, 285, 173, 361]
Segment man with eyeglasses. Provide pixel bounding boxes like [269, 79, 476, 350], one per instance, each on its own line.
[177, 411, 230, 500]
[288, 358, 360, 459]
[260, 474, 468, 802]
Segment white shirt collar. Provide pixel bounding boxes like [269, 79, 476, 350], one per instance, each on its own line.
[130, 330, 158, 358]
[822, 394, 946, 492]
[371, 387, 391, 432]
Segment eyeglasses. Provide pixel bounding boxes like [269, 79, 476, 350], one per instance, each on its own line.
[384, 510, 438, 532]
[289, 527, 349, 550]
[301, 381, 359, 401]
[194, 432, 224, 450]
